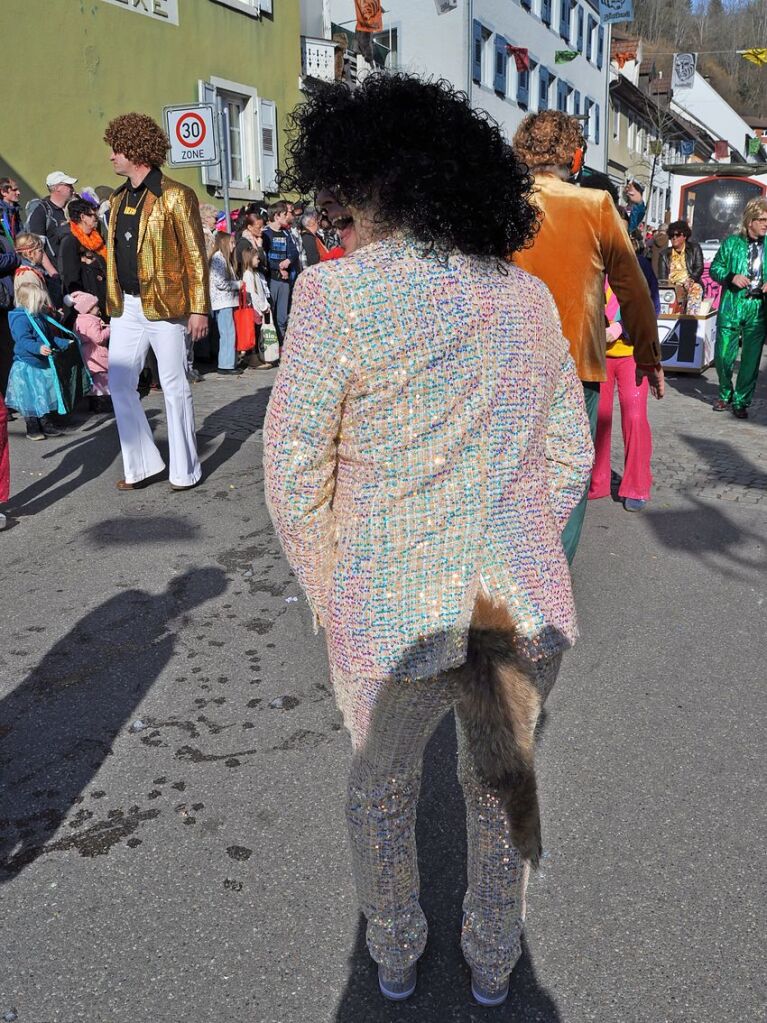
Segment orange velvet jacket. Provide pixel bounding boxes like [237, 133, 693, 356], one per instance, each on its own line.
[514, 174, 660, 383]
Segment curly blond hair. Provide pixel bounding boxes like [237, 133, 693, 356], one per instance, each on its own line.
[103, 112, 169, 168]
[513, 111, 585, 171]
[739, 196, 767, 237]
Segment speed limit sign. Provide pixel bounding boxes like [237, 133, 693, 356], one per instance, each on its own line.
[164, 104, 219, 167]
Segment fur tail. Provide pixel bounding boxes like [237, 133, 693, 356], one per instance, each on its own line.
[452, 594, 543, 867]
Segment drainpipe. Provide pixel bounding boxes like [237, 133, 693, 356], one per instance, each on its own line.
[603, 21, 611, 173]
[467, 0, 474, 106]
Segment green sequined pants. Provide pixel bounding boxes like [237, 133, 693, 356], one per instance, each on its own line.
[333, 655, 561, 988]
[714, 306, 766, 409]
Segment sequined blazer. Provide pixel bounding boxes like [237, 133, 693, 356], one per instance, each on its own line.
[105, 173, 210, 321]
[264, 236, 594, 681]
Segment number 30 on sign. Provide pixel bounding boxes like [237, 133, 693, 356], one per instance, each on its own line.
[164, 104, 219, 167]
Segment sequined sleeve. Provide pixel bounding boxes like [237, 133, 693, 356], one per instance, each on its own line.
[542, 295, 595, 528]
[263, 268, 355, 625]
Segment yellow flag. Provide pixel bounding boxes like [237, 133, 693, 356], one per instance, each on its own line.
[741, 48, 767, 66]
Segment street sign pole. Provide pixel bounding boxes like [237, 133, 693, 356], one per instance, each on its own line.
[219, 105, 232, 232]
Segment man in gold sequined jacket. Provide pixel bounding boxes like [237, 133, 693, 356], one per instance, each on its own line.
[104, 113, 210, 492]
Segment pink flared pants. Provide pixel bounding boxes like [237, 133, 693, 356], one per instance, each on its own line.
[588, 355, 653, 502]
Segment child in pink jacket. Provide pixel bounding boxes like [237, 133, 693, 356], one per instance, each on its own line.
[70, 291, 111, 413]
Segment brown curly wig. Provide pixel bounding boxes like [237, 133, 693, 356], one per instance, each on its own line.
[103, 113, 169, 167]
[513, 111, 584, 171]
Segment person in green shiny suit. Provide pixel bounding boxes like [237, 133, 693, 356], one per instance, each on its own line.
[709, 197, 767, 420]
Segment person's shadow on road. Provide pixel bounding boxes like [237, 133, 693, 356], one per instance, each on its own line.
[333, 713, 562, 1022]
[7, 410, 160, 517]
[0, 566, 227, 882]
[197, 388, 272, 481]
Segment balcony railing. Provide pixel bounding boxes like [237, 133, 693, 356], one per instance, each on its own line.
[301, 37, 336, 83]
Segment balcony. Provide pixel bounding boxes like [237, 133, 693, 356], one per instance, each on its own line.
[301, 36, 336, 84]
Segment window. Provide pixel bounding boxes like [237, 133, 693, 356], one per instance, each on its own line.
[557, 78, 569, 112]
[209, 0, 263, 18]
[517, 59, 531, 107]
[472, 21, 493, 86]
[597, 26, 604, 69]
[612, 101, 620, 141]
[472, 20, 483, 83]
[539, 67, 550, 111]
[541, 0, 552, 27]
[222, 94, 245, 185]
[594, 102, 600, 144]
[586, 15, 596, 61]
[573, 88, 580, 116]
[369, 27, 398, 68]
[198, 77, 276, 198]
[576, 5, 584, 51]
[583, 97, 593, 140]
[559, 0, 571, 41]
[628, 118, 636, 152]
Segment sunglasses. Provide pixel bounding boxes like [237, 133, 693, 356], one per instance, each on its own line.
[669, 232, 685, 238]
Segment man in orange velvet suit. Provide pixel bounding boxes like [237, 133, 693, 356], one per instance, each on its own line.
[513, 111, 664, 562]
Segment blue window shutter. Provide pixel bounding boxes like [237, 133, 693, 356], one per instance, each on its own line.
[576, 6, 584, 51]
[559, 0, 571, 40]
[521, 0, 531, 9]
[586, 16, 595, 61]
[573, 89, 580, 115]
[472, 20, 482, 83]
[597, 26, 604, 68]
[494, 35, 507, 94]
[595, 102, 600, 144]
[557, 79, 568, 111]
[517, 64, 530, 107]
[539, 67, 549, 110]
[542, 0, 552, 26]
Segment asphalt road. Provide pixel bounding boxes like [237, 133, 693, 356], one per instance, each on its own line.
[1, 359, 765, 1023]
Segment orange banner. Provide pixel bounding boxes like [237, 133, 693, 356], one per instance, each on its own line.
[355, 0, 383, 33]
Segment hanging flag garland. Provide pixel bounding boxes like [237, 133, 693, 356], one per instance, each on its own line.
[714, 140, 729, 159]
[506, 45, 530, 72]
[747, 136, 764, 155]
[740, 48, 767, 66]
[614, 50, 638, 68]
[671, 52, 697, 89]
[354, 0, 383, 33]
[598, 0, 634, 24]
[555, 50, 578, 64]
[680, 140, 695, 157]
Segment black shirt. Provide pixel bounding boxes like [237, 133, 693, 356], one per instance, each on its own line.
[114, 167, 162, 296]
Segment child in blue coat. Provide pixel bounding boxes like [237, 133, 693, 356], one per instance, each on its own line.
[6, 276, 72, 439]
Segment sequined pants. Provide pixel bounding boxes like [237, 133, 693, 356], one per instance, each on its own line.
[333, 655, 561, 988]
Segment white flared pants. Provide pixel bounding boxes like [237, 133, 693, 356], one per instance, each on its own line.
[108, 295, 201, 488]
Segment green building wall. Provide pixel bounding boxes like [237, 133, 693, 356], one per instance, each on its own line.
[2, 0, 302, 207]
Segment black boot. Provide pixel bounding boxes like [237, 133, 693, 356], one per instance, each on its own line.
[40, 415, 64, 437]
[25, 417, 45, 441]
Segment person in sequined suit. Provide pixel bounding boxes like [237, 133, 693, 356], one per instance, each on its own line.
[264, 75, 593, 1007]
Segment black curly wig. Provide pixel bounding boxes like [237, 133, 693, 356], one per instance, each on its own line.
[280, 74, 538, 260]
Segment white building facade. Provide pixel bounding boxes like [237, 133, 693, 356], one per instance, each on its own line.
[327, 0, 611, 171]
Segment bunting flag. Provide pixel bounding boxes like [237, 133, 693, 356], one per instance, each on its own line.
[614, 50, 637, 68]
[555, 50, 578, 64]
[354, 0, 383, 33]
[672, 52, 697, 89]
[681, 140, 695, 157]
[714, 139, 729, 159]
[506, 45, 530, 72]
[741, 48, 767, 66]
[649, 139, 663, 156]
[598, 0, 634, 24]
[748, 136, 763, 155]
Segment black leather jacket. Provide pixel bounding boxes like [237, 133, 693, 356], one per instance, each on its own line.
[658, 240, 704, 284]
